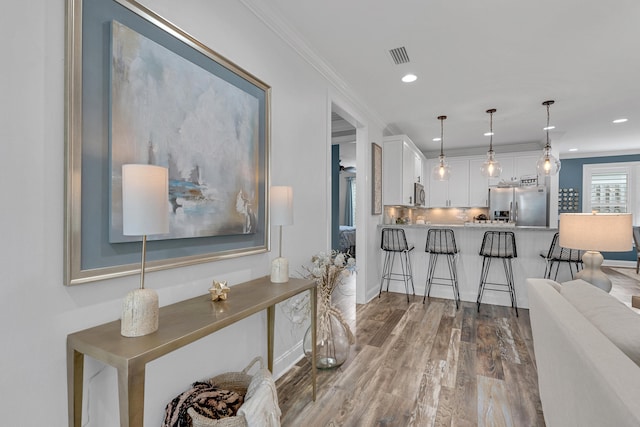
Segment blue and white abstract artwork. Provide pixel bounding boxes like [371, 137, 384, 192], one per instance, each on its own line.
[109, 20, 259, 242]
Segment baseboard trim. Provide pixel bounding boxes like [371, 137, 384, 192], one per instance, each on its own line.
[603, 260, 635, 268]
[273, 340, 304, 380]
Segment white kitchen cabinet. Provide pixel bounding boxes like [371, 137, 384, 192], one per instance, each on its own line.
[428, 158, 469, 207]
[514, 153, 540, 180]
[414, 152, 424, 184]
[488, 154, 515, 187]
[402, 143, 415, 202]
[469, 158, 490, 207]
[486, 152, 540, 186]
[425, 150, 554, 212]
[382, 135, 426, 206]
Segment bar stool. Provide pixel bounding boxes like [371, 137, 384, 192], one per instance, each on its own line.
[424, 228, 460, 309]
[379, 228, 415, 302]
[477, 231, 518, 316]
[539, 232, 583, 280]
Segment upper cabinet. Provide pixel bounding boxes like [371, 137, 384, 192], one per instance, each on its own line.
[382, 135, 426, 206]
[428, 158, 470, 207]
[469, 158, 489, 207]
[428, 151, 546, 208]
[382, 141, 551, 210]
[488, 152, 541, 186]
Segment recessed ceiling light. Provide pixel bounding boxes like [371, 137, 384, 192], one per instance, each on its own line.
[401, 74, 417, 83]
[613, 118, 628, 123]
[543, 126, 555, 131]
[484, 132, 494, 136]
[569, 148, 578, 152]
[432, 137, 441, 142]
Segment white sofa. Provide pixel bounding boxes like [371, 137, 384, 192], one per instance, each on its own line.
[527, 278, 640, 427]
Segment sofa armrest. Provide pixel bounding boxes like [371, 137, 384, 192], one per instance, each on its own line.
[527, 278, 640, 427]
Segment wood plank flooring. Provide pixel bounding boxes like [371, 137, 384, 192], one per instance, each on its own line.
[276, 268, 640, 426]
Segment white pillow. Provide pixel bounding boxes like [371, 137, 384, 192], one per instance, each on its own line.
[561, 279, 640, 367]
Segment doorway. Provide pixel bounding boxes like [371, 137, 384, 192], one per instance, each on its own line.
[330, 103, 363, 308]
[331, 111, 357, 255]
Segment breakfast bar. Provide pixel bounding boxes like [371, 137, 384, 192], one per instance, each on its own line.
[377, 223, 558, 308]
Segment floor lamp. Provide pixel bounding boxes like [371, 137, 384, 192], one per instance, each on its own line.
[120, 164, 169, 337]
[559, 212, 632, 292]
[271, 186, 293, 283]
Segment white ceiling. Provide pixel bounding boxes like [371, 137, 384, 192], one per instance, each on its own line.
[258, 0, 640, 158]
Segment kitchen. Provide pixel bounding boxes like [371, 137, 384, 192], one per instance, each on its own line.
[379, 134, 559, 309]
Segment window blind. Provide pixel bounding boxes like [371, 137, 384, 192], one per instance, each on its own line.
[590, 172, 627, 213]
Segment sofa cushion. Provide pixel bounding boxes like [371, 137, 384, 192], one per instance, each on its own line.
[561, 279, 640, 367]
[541, 278, 563, 292]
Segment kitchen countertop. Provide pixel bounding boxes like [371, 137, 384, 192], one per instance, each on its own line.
[378, 222, 557, 230]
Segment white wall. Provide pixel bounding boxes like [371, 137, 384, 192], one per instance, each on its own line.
[0, 1, 384, 425]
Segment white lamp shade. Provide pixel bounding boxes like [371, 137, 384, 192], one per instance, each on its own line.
[271, 186, 293, 226]
[122, 164, 169, 236]
[559, 213, 632, 252]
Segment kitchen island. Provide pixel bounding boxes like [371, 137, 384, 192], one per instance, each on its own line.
[377, 223, 559, 309]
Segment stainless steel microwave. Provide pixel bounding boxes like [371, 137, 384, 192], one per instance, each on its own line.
[414, 183, 426, 206]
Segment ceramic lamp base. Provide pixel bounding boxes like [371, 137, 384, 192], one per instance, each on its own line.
[575, 250, 612, 293]
[271, 257, 289, 283]
[121, 288, 159, 337]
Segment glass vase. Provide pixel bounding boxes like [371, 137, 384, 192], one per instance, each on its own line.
[303, 309, 350, 369]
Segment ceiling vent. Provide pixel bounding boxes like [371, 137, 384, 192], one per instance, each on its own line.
[389, 47, 410, 65]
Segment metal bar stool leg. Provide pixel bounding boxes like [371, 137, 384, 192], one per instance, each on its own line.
[423, 253, 438, 303]
[446, 253, 460, 309]
[477, 256, 492, 312]
[503, 257, 518, 317]
[543, 260, 550, 279]
[552, 260, 561, 281]
[405, 250, 415, 296]
[399, 250, 411, 302]
[388, 252, 397, 293]
[379, 251, 391, 297]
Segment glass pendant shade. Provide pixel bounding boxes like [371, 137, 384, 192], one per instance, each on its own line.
[432, 154, 451, 181]
[433, 115, 451, 181]
[481, 150, 502, 178]
[537, 145, 561, 176]
[480, 109, 501, 178]
[537, 100, 561, 176]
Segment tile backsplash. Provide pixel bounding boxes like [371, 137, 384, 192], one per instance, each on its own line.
[384, 206, 489, 225]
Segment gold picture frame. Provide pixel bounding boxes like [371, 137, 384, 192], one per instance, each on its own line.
[64, 0, 271, 285]
[372, 142, 382, 215]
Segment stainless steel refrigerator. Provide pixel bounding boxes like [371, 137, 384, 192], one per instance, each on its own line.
[489, 186, 549, 226]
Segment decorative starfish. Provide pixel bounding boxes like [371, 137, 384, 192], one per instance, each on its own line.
[209, 280, 230, 301]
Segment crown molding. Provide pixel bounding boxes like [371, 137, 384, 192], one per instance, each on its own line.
[560, 149, 640, 160]
[238, 0, 387, 131]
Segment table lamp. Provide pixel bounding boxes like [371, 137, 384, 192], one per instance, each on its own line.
[270, 186, 293, 283]
[120, 164, 169, 337]
[559, 212, 632, 292]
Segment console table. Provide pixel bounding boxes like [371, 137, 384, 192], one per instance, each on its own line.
[67, 276, 317, 427]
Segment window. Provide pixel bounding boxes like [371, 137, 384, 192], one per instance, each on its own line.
[583, 162, 639, 224]
[589, 170, 628, 213]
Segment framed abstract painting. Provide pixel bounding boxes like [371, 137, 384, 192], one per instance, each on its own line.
[65, 0, 271, 285]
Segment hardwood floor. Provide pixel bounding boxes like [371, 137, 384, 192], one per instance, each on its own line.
[276, 268, 640, 426]
[606, 266, 640, 314]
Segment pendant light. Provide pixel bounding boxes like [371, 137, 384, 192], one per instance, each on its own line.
[432, 115, 451, 181]
[480, 108, 502, 178]
[536, 100, 561, 176]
